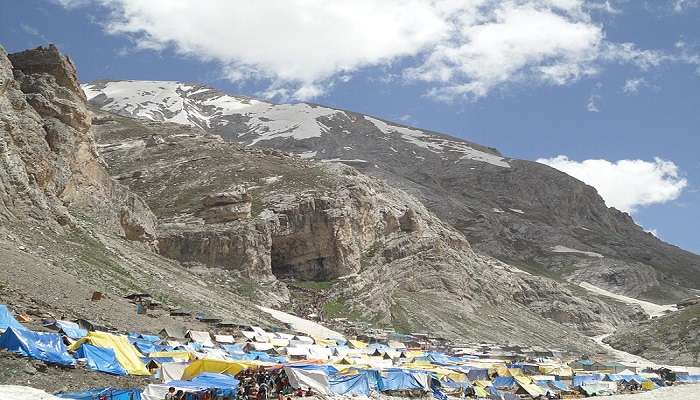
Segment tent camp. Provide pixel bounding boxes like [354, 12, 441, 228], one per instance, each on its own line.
[69, 331, 149, 375]
[0, 305, 26, 332]
[0, 327, 75, 366]
[74, 344, 127, 376]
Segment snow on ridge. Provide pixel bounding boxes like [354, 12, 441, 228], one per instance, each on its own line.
[579, 282, 677, 318]
[83, 80, 347, 144]
[364, 116, 510, 168]
[551, 245, 603, 258]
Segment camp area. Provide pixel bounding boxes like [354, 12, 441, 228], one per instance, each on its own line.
[1, 303, 699, 400]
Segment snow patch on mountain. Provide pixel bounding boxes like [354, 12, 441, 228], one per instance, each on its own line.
[364, 116, 510, 168]
[551, 245, 604, 258]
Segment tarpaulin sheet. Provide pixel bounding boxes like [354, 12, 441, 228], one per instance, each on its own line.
[187, 330, 214, 348]
[0, 305, 26, 332]
[573, 374, 603, 387]
[69, 331, 149, 376]
[580, 381, 617, 396]
[55, 388, 141, 400]
[676, 375, 700, 383]
[159, 361, 189, 383]
[55, 321, 87, 340]
[191, 372, 239, 396]
[467, 368, 489, 381]
[289, 364, 339, 376]
[329, 373, 370, 396]
[285, 366, 331, 395]
[148, 351, 192, 362]
[75, 344, 127, 376]
[0, 327, 75, 366]
[182, 359, 255, 380]
[491, 376, 516, 389]
[378, 371, 429, 392]
[0, 385, 63, 399]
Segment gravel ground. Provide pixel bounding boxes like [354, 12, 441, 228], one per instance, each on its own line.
[596, 384, 700, 400]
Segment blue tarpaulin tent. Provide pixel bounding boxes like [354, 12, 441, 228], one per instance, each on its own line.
[55, 388, 141, 400]
[75, 344, 127, 376]
[378, 371, 427, 391]
[467, 368, 489, 381]
[166, 373, 239, 397]
[573, 374, 603, 387]
[0, 327, 75, 366]
[289, 364, 339, 376]
[329, 373, 371, 396]
[0, 304, 26, 332]
[55, 321, 88, 339]
[676, 375, 700, 383]
[492, 376, 516, 389]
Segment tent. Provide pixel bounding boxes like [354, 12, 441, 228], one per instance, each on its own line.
[69, 331, 149, 376]
[0, 327, 75, 366]
[573, 374, 604, 387]
[0, 385, 62, 399]
[284, 366, 331, 395]
[55, 388, 141, 400]
[182, 359, 255, 380]
[0, 305, 26, 332]
[214, 335, 235, 344]
[492, 376, 516, 389]
[158, 361, 189, 383]
[329, 373, 371, 396]
[186, 330, 214, 348]
[676, 375, 700, 383]
[75, 344, 127, 376]
[50, 321, 87, 340]
[378, 371, 429, 392]
[580, 381, 617, 396]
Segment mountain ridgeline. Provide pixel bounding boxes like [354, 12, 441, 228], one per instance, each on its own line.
[2, 45, 699, 363]
[84, 79, 700, 304]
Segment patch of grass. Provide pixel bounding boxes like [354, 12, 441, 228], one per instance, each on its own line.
[323, 299, 364, 320]
[232, 278, 258, 300]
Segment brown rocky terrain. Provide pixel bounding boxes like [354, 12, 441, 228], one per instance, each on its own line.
[88, 93, 644, 351]
[605, 303, 700, 366]
[83, 80, 700, 305]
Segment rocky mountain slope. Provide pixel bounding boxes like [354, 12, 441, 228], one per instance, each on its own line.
[605, 302, 700, 366]
[0, 45, 278, 335]
[89, 104, 642, 352]
[83, 80, 700, 304]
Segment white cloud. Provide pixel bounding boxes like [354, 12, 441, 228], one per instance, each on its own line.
[623, 77, 647, 94]
[586, 94, 601, 111]
[673, 0, 699, 12]
[537, 156, 688, 213]
[54, 0, 700, 100]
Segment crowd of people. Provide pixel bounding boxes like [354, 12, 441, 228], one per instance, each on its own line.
[235, 367, 314, 400]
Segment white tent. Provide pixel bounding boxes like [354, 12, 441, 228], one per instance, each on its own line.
[187, 330, 214, 348]
[159, 361, 189, 383]
[284, 367, 331, 395]
[143, 384, 202, 400]
[0, 386, 62, 400]
[215, 335, 235, 344]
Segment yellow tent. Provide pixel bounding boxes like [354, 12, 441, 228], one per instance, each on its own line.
[69, 331, 149, 376]
[515, 376, 546, 398]
[474, 386, 489, 398]
[148, 351, 193, 362]
[348, 340, 368, 349]
[182, 359, 258, 380]
[474, 380, 492, 388]
[539, 364, 573, 377]
[313, 337, 337, 347]
[641, 381, 656, 391]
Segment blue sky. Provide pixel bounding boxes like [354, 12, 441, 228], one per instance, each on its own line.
[1, 0, 699, 254]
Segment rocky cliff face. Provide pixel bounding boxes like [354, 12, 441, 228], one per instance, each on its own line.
[82, 80, 700, 304]
[0, 45, 276, 335]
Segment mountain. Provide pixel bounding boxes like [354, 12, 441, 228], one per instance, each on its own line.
[0, 46, 278, 338]
[83, 80, 700, 305]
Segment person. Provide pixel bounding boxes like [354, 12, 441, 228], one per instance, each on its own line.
[258, 381, 269, 400]
[305, 388, 313, 397]
[165, 387, 176, 400]
[294, 388, 304, 397]
[174, 390, 185, 400]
